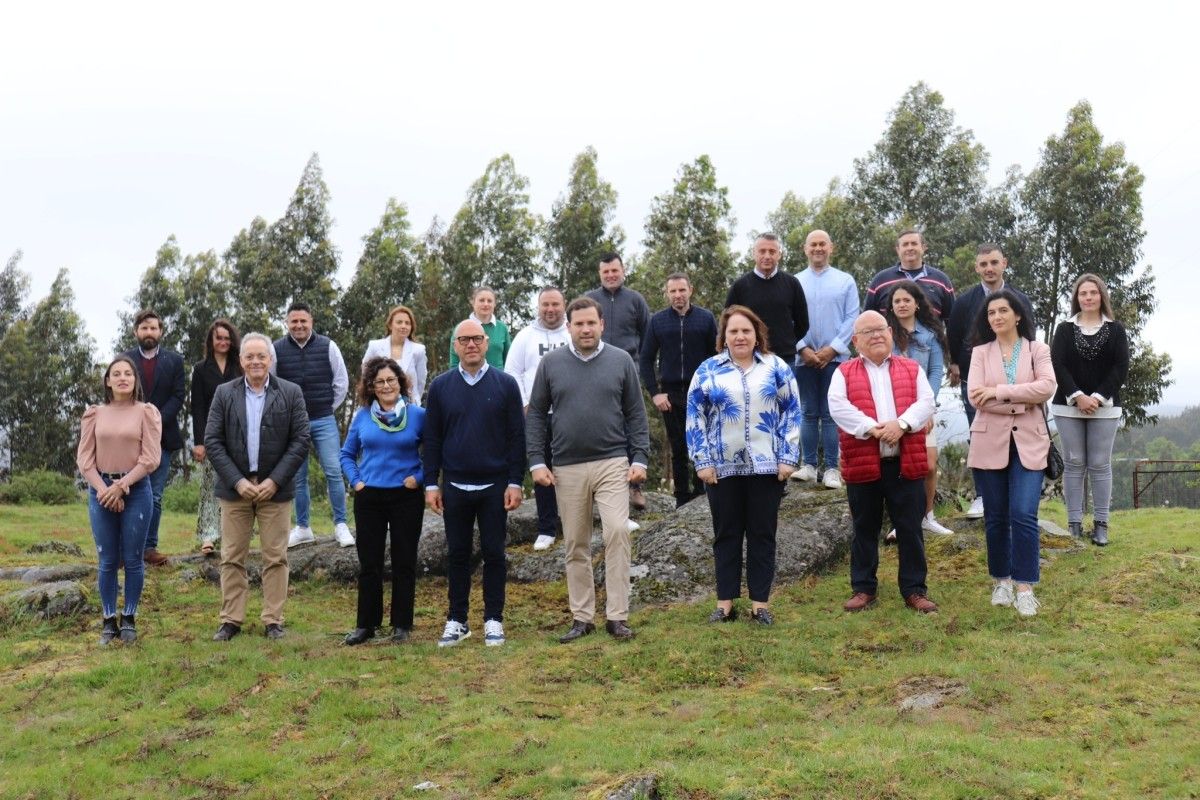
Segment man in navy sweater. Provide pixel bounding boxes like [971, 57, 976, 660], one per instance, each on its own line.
[423, 319, 526, 647]
[640, 273, 717, 508]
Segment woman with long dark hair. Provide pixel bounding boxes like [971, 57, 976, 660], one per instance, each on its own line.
[1050, 274, 1129, 545]
[77, 356, 162, 645]
[190, 320, 242, 555]
[339, 357, 426, 644]
[967, 289, 1056, 617]
[885, 281, 951, 540]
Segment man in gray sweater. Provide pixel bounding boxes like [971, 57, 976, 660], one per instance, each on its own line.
[527, 297, 650, 643]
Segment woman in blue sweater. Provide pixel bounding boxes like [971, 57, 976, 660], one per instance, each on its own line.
[339, 357, 426, 645]
[885, 281, 951, 540]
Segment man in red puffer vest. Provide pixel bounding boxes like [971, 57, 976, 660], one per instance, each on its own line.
[829, 311, 939, 614]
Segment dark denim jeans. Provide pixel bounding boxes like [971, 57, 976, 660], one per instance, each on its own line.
[443, 483, 508, 623]
[89, 477, 152, 618]
[144, 448, 176, 549]
[974, 440, 1043, 584]
[795, 362, 840, 471]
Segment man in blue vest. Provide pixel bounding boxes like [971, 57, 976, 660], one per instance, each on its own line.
[272, 302, 353, 549]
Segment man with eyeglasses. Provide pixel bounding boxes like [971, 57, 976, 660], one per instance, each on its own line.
[829, 311, 939, 615]
[423, 319, 525, 647]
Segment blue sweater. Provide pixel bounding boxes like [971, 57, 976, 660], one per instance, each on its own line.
[422, 367, 526, 487]
[339, 404, 425, 489]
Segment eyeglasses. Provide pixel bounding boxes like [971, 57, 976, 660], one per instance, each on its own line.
[455, 335, 486, 345]
[373, 377, 399, 388]
[855, 326, 889, 338]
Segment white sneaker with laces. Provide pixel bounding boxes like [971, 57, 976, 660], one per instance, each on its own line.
[334, 522, 355, 548]
[822, 469, 843, 490]
[483, 619, 505, 646]
[922, 512, 953, 536]
[1014, 590, 1040, 618]
[793, 464, 818, 482]
[287, 526, 315, 548]
[533, 534, 555, 551]
[437, 620, 471, 647]
[991, 582, 1015, 607]
[626, 519, 640, 532]
[966, 496, 985, 519]
[885, 528, 897, 543]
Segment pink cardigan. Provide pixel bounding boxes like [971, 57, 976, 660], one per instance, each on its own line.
[966, 338, 1056, 471]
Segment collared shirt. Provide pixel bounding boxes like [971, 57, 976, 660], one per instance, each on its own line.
[456, 361, 490, 386]
[139, 346, 160, 359]
[568, 340, 605, 362]
[244, 376, 269, 472]
[753, 267, 779, 280]
[828, 355, 935, 458]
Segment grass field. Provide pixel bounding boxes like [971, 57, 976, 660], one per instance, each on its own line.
[1, 500, 1198, 799]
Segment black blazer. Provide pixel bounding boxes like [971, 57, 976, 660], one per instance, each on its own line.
[204, 376, 311, 502]
[191, 358, 242, 445]
[124, 348, 187, 452]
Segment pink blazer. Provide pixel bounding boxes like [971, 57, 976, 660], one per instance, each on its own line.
[966, 338, 1056, 471]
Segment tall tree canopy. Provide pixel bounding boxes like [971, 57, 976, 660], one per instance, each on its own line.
[544, 146, 625, 301]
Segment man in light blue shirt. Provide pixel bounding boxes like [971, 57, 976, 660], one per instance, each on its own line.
[793, 230, 859, 489]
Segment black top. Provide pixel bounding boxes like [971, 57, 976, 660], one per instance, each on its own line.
[191, 357, 243, 444]
[725, 270, 809, 359]
[1050, 319, 1130, 407]
[946, 283, 1035, 375]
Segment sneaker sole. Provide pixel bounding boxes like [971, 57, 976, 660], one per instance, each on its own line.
[437, 631, 472, 647]
[484, 639, 505, 646]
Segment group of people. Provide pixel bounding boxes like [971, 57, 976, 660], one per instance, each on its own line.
[75, 231, 1129, 646]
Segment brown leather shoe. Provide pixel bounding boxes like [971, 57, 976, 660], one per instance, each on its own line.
[630, 487, 647, 511]
[843, 592, 877, 612]
[904, 594, 939, 614]
[605, 619, 635, 640]
[143, 548, 169, 566]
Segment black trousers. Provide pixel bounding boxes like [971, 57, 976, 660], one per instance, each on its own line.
[532, 414, 560, 537]
[661, 382, 706, 506]
[707, 474, 786, 603]
[845, 459, 928, 598]
[444, 483, 508, 623]
[353, 486, 425, 629]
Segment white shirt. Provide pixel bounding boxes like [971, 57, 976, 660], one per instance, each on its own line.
[828, 356, 935, 458]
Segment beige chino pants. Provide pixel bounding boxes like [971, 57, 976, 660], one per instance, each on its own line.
[218, 495, 290, 626]
[553, 456, 632, 623]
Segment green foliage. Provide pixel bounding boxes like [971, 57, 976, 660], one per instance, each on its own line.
[0, 470, 78, 505]
[543, 146, 626, 301]
[634, 154, 737, 314]
[161, 478, 199, 514]
[0, 250, 31, 341]
[413, 217, 455, 376]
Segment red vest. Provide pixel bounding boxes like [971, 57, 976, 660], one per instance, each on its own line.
[837, 357, 929, 483]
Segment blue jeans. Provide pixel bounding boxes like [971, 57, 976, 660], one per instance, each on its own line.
[144, 448, 176, 549]
[974, 440, 1043, 584]
[294, 415, 348, 527]
[795, 361, 840, 470]
[89, 478, 152, 618]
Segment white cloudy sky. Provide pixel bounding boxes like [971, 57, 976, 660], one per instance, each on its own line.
[3, 1, 1197, 407]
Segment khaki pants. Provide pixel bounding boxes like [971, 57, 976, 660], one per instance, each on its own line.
[554, 457, 631, 623]
[218, 496, 290, 626]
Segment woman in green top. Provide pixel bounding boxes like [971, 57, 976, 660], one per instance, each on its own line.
[448, 286, 511, 370]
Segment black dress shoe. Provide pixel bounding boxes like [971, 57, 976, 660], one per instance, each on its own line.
[344, 627, 374, 646]
[605, 619, 635, 639]
[707, 607, 737, 623]
[119, 615, 137, 643]
[99, 616, 119, 646]
[212, 622, 241, 642]
[264, 623, 286, 640]
[558, 619, 596, 644]
[750, 608, 774, 626]
[390, 627, 411, 643]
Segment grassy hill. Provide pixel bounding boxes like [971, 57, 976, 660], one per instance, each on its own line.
[1, 503, 1197, 799]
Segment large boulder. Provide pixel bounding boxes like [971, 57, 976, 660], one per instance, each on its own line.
[2, 580, 92, 619]
[0, 564, 93, 583]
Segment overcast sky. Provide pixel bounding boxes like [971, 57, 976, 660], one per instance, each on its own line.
[4, 1, 1197, 408]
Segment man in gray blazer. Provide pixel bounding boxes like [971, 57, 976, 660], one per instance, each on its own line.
[204, 333, 310, 641]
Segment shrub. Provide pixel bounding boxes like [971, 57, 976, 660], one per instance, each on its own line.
[0, 470, 80, 505]
[162, 479, 200, 514]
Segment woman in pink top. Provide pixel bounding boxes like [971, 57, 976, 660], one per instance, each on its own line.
[76, 355, 162, 645]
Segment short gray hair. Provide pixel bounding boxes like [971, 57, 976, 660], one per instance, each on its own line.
[240, 332, 273, 357]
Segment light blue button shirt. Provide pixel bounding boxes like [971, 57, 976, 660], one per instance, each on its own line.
[244, 377, 268, 473]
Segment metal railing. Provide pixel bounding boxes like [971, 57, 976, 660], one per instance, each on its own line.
[1132, 460, 1200, 509]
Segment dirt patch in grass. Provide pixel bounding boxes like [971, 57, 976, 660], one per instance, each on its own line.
[895, 675, 968, 712]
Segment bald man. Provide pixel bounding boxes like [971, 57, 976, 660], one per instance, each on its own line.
[828, 311, 938, 614]
[793, 230, 859, 489]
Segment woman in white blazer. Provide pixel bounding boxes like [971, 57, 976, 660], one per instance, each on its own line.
[363, 305, 427, 405]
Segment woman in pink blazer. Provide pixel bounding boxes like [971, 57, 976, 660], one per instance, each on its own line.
[967, 289, 1056, 618]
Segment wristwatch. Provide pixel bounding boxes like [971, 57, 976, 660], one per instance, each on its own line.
[897, 419, 911, 433]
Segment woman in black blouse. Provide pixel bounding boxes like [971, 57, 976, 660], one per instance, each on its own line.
[1050, 274, 1129, 546]
[190, 320, 242, 554]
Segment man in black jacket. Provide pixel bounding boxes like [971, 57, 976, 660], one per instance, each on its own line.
[205, 333, 310, 641]
[123, 310, 186, 566]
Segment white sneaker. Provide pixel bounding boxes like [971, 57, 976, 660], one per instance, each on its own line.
[991, 582, 1015, 607]
[885, 528, 897, 544]
[626, 519, 640, 532]
[437, 620, 471, 647]
[966, 496, 985, 519]
[483, 619, 505, 646]
[1014, 590, 1040, 618]
[822, 469, 843, 490]
[922, 512, 953, 536]
[533, 534, 555, 551]
[334, 522, 355, 548]
[287, 526, 315, 548]
[793, 464, 818, 482]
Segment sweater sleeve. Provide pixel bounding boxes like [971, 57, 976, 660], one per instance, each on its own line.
[525, 360, 551, 469]
[421, 381, 445, 488]
[339, 410, 364, 488]
[622, 355, 650, 466]
[503, 377, 526, 486]
[639, 318, 661, 395]
[1095, 322, 1130, 402]
[1050, 322, 1080, 399]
